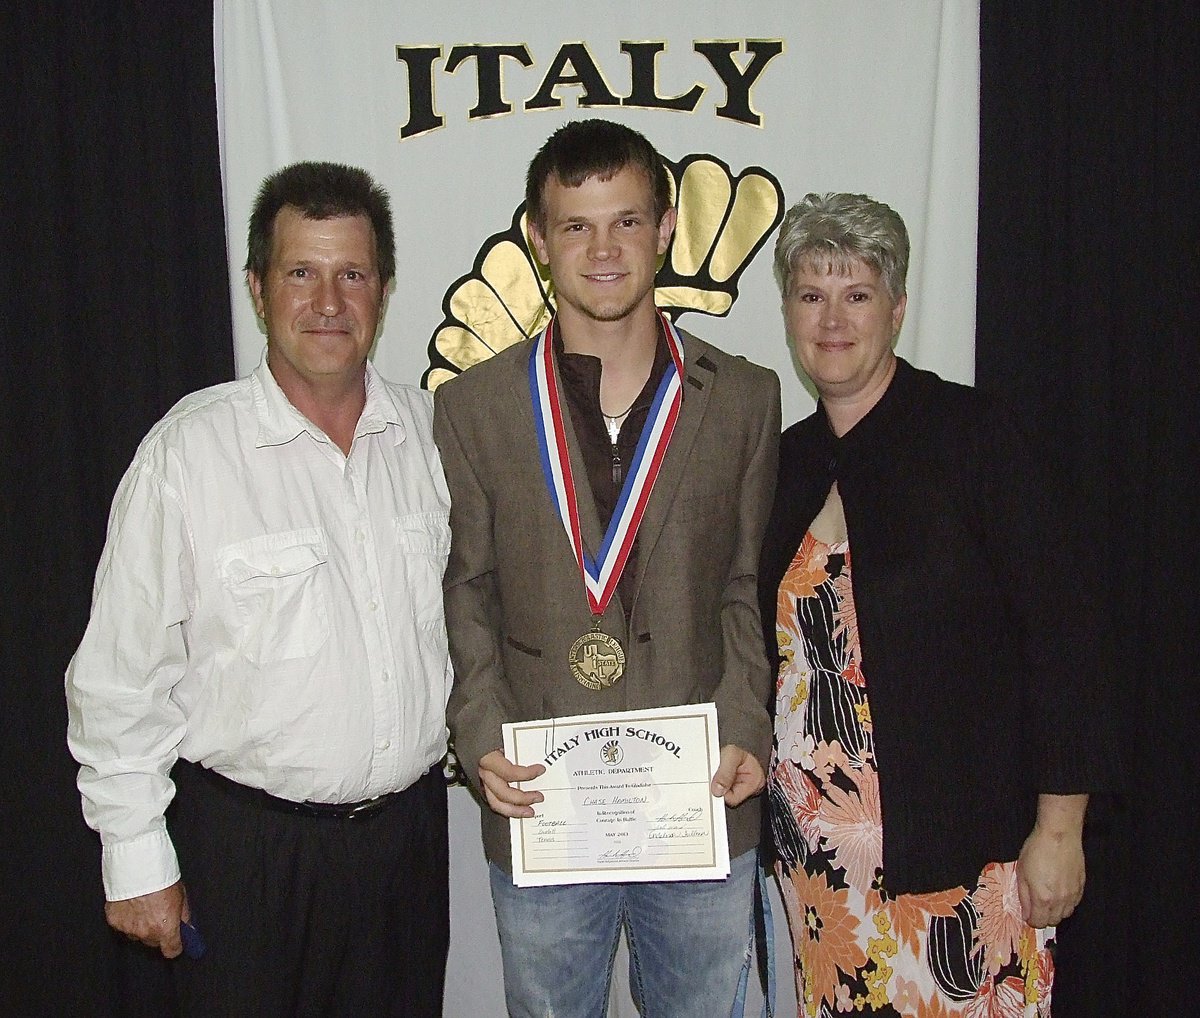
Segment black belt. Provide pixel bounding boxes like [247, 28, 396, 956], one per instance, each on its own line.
[178, 758, 432, 820]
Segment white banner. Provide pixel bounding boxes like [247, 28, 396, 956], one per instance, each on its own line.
[217, 1, 978, 427]
[215, 3, 978, 1014]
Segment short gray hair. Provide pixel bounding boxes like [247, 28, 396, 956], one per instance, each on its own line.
[773, 193, 909, 302]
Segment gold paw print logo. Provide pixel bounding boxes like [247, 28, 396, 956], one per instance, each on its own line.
[422, 154, 784, 389]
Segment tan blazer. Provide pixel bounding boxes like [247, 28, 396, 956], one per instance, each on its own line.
[434, 326, 781, 868]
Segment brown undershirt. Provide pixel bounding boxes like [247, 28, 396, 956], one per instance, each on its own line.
[554, 321, 671, 622]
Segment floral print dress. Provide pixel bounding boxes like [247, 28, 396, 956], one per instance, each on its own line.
[769, 532, 1055, 1017]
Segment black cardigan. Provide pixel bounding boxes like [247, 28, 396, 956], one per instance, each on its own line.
[759, 358, 1114, 894]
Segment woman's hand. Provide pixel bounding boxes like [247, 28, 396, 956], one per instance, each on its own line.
[1016, 792, 1089, 928]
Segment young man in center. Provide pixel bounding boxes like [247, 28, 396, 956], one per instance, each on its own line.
[434, 119, 780, 1017]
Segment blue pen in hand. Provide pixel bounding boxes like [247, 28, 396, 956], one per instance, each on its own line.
[179, 918, 207, 959]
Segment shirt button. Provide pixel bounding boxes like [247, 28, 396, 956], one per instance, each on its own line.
[382, 670, 391, 684]
[368, 599, 378, 612]
[271, 566, 281, 575]
[377, 739, 391, 751]
[355, 530, 365, 542]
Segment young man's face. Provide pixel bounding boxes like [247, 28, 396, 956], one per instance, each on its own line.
[528, 164, 675, 329]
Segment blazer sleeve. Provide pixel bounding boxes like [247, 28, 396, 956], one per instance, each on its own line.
[433, 386, 517, 795]
[712, 368, 782, 770]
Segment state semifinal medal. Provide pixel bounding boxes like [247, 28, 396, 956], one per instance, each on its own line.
[529, 315, 685, 690]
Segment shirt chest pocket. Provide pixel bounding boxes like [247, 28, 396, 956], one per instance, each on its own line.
[217, 528, 330, 663]
[394, 512, 450, 625]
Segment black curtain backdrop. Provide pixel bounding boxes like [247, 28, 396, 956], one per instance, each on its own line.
[2, 3, 232, 1014]
[977, 4, 1198, 1014]
[3, 2, 1193, 1014]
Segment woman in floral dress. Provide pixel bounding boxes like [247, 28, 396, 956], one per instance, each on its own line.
[758, 194, 1111, 1017]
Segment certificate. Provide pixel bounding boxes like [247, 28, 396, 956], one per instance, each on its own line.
[502, 703, 730, 887]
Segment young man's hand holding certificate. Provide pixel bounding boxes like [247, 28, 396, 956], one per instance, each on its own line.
[501, 703, 731, 887]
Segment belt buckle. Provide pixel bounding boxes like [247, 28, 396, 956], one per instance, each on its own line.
[344, 795, 386, 820]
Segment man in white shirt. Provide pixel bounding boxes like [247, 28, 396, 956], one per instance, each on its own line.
[66, 162, 451, 1016]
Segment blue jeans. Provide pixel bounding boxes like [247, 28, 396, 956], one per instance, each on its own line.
[489, 848, 757, 1018]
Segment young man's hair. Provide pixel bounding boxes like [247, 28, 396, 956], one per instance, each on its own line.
[525, 119, 672, 232]
[245, 161, 396, 284]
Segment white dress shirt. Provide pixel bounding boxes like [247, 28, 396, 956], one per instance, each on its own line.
[66, 359, 451, 901]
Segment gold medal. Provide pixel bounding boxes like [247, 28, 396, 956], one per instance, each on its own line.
[568, 625, 625, 690]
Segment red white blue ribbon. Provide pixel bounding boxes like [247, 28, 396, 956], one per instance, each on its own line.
[529, 313, 685, 617]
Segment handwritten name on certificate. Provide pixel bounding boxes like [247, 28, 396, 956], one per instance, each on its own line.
[502, 704, 730, 887]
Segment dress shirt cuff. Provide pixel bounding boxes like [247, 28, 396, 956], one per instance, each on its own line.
[101, 829, 181, 902]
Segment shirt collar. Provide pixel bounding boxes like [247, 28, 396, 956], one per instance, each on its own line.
[551, 315, 672, 413]
[252, 357, 405, 449]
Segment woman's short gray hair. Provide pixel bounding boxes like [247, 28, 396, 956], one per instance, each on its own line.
[773, 193, 909, 303]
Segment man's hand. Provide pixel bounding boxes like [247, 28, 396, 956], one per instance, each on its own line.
[478, 750, 546, 818]
[710, 745, 766, 807]
[105, 880, 189, 959]
[1016, 793, 1088, 928]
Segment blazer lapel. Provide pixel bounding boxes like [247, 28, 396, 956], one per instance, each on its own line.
[505, 340, 538, 434]
[519, 337, 606, 572]
[628, 331, 712, 595]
